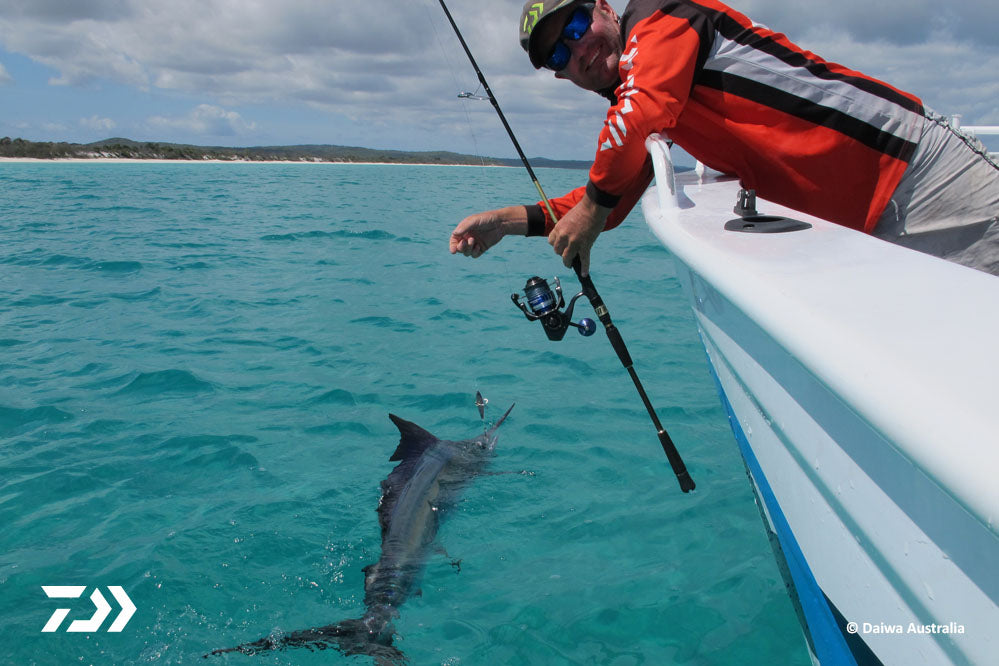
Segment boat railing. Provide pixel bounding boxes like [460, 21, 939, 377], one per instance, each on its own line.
[949, 116, 999, 158]
[643, 134, 679, 212]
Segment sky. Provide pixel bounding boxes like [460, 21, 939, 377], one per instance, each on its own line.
[1, 0, 998, 161]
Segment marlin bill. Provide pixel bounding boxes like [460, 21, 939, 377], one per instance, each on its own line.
[207, 402, 515, 663]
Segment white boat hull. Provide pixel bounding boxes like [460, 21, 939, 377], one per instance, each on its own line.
[640, 137, 999, 665]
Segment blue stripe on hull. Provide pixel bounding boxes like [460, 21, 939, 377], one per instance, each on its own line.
[705, 363, 859, 665]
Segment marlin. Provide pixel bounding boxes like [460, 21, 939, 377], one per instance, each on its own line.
[207, 403, 515, 663]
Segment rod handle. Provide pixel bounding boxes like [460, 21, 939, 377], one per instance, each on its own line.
[573, 258, 633, 367]
[574, 258, 695, 492]
[658, 430, 696, 493]
[603, 323, 634, 369]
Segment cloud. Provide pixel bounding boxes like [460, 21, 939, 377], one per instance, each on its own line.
[147, 104, 257, 137]
[0, 62, 11, 84]
[0, 0, 996, 156]
[738, 0, 999, 48]
[1, 0, 137, 23]
[0, 0, 446, 95]
[80, 115, 116, 132]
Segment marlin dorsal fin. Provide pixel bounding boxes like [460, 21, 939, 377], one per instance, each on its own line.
[387, 414, 439, 462]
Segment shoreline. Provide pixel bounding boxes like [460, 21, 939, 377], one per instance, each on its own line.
[0, 157, 509, 166]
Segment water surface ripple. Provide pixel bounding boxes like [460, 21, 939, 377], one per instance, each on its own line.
[0, 163, 808, 665]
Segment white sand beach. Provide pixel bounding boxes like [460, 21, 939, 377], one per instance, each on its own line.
[0, 156, 502, 166]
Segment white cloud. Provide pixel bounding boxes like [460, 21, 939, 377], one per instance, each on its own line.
[147, 104, 257, 137]
[0, 0, 996, 155]
[738, 0, 999, 47]
[80, 114, 116, 132]
[0, 62, 11, 84]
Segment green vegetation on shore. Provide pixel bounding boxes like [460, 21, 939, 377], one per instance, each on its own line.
[0, 136, 590, 169]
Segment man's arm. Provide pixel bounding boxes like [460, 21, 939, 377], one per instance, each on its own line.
[449, 159, 653, 267]
[449, 205, 528, 258]
[527, 158, 654, 236]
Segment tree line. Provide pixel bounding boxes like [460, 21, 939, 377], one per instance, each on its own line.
[0, 136, 500, 164]
[0, 136, 591, 169]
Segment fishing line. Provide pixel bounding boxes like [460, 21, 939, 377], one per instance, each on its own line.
[422, 1, 487, 168]
[424, 0, 508, 413]
[436, 0, 695, 493]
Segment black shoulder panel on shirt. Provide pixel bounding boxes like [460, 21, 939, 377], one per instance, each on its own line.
[621, 0, 716, 76]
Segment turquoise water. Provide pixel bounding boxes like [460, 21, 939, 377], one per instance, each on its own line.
[0, 162, 809, 665]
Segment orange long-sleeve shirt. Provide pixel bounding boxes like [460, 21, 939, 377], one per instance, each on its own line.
[529, 0, 925, 236]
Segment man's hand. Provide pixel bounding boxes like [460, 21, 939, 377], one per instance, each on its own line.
[449, 206, 528, 258]
[547, 194, 611, 276]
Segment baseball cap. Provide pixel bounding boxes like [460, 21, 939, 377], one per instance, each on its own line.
[519, 0, 583, 69]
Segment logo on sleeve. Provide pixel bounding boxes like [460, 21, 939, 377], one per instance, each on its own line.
[601, 37, 639, 151]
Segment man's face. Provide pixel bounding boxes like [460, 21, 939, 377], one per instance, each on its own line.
[535, 0, 621, 92]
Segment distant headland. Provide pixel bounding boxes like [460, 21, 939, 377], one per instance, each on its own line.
[0, 136, 591, 169]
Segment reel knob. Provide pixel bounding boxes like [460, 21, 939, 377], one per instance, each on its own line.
[577, 318, 597, 337]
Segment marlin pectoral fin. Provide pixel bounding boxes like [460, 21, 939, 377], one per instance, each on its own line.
[431, 544, 463, 574]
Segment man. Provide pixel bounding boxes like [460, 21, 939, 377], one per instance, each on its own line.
[449, 0, 999, 276]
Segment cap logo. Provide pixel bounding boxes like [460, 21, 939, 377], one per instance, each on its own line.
[523, 2, 545, 34]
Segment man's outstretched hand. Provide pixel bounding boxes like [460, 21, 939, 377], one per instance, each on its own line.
[449, 206, 528, 258]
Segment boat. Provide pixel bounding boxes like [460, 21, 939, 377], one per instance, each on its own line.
[638, 133, 999, 665]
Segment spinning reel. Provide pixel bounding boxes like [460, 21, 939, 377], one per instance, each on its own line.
[511, 276, 597, 342]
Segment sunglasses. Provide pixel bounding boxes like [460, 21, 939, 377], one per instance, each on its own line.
[544, 4, 594, 72]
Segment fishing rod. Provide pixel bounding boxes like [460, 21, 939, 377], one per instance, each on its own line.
[438, 0, 694, 493]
